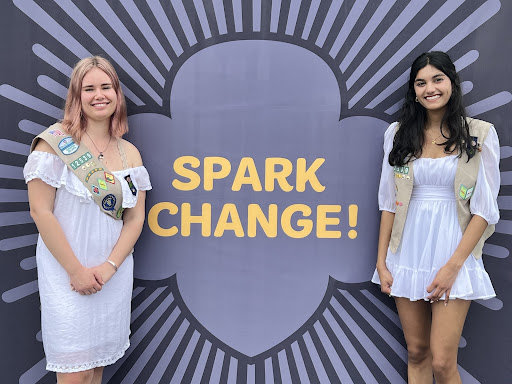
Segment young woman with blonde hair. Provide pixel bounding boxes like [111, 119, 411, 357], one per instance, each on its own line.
[24, 56, 151, 383]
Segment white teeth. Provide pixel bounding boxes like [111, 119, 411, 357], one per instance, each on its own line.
[425, 95, 441, 100]
[92, 103, 107, 107]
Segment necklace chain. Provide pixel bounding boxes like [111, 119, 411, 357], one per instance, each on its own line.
[425, 130, 444, 145]
[85, 131, 112, 161]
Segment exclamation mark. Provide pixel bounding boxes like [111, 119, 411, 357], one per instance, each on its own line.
[348, 204, 358, 239]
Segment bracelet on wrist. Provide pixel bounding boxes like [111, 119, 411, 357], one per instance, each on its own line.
[106, 259, 118, 272]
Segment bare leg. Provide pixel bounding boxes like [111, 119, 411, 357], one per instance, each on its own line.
[395, 297, 433, 384]
[430, 300, 470, 384]
[91, 367, 104, 384]
[57, 370, 94, 384]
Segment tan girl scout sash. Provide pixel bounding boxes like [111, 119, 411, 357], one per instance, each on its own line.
[31, 124, 125, 220]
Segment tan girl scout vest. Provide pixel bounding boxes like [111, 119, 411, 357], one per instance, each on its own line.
[389, 117, 494, 259]
[31, 123, 125, 220]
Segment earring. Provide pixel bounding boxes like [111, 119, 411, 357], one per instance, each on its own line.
[415, 97, 418, 102]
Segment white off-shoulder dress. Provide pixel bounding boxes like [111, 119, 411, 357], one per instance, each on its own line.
[371, 123, 499, 301]
[24, 150, 151, 373]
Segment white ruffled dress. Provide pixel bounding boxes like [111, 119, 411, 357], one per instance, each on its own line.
[371, 123, 499, 301]
[24, 151, 151, 373]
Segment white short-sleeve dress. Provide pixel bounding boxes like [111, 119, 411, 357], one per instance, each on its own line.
[23, 150, 151, 373]
[371, 123, 499, 301]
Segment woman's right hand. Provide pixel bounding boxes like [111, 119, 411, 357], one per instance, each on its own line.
[69, 266, 103, 295]
[377, 266, 393, 295]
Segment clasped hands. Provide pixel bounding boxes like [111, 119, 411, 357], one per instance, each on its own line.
[69, 262, 116, 295]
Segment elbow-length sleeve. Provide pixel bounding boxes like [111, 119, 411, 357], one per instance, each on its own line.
[378, 123, 398, 212]
[470, 125, 500, 224]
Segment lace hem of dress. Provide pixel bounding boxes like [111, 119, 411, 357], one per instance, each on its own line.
[371, 262, 496, 301]
[45, 341, 130, 373]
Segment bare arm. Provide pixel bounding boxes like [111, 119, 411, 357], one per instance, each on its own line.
[427, 215, 488, 303]
[28, 140, 103, 295]
[376, 211, 395, 294]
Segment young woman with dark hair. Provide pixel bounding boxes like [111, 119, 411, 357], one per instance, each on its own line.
[372, 51, 499, 383]
[24, 57, 151, 383]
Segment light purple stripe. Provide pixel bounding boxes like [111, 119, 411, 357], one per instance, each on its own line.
[0, 189, 28, 202]
[253, 0, 261, 32]
[211, 0, 228, 35]
[121, 0, 173, 69]
[32, 44, 72, 77]
[19, 358, 47, 384]
[0, 211, 33, 227]
[302, 0, 321, 40]
[170, 331, 201, 384]
[0, 164, 24, 180]
[171, 0, 198, 46]
[146, 320, 190, 383]
[315, 0, 344, 47]
[20, 256, 37, 271]
[270, 0, 282, 33]
[466, 92, 512, 117]
[2, 280, 39, 303]
[37, 75, 67, 99]
[192, 0, 213, 38]
[329, 0, 369, 58]
[232, 0, 243, 33]
[147, 0, 184, 55]
[121, 305, 181, 383]
[0, 139, 30, 156]
[209, 349, 225, 384]
[0, 85, 62, 119]
[431, 0, 501, 53]
[340, 0, 396, 72]
[190, 340, 212, 384]
[277, 349, 293, 383]
[0, 234, 38, 251]
[285, 0, 302, 36]
[18, 120, 46, 136]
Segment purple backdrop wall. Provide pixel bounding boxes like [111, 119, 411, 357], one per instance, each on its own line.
[1, 1, 511, 383]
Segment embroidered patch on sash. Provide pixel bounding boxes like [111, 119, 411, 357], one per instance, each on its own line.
[116, 207, 125, 218]
[104, 172, 115, 184]
[85, 168, 104, 182]
[70, 152, 93, 170]
[58, 137, 79, 155]
[98, 179, 108, 190]
[459, 185, 474, 200]
[124, 175, 137, 196]
[102, 194, 116, 211]
[48, 129, 65, 136]
[91, 185, 100, 195]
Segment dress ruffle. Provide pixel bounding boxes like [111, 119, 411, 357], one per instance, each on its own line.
[372, 258, 496, 301]
[23, 151, 152, 209]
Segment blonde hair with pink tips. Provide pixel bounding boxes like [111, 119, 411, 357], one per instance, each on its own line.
[62, 56, 128, 142]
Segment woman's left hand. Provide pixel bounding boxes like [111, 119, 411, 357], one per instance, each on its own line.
[426, 262, 461, 305]
[91, 262, 117, 286]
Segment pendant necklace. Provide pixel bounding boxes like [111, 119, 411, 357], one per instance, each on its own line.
[426, 130, 444, 144]
[85, 131, 112, 161]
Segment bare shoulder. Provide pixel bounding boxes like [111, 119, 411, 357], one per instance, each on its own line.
[33, 138, 57, 155]
[120, 138, 143, 168]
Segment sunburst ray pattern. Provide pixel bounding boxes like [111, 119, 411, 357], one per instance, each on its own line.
[0, 1, 510, 383]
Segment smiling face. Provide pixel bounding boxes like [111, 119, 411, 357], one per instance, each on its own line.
[80, 67, 117, 123]
[414, 64, 453, 115]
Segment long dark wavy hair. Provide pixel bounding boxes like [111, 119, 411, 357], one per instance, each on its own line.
[388, 51, 470, 166]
